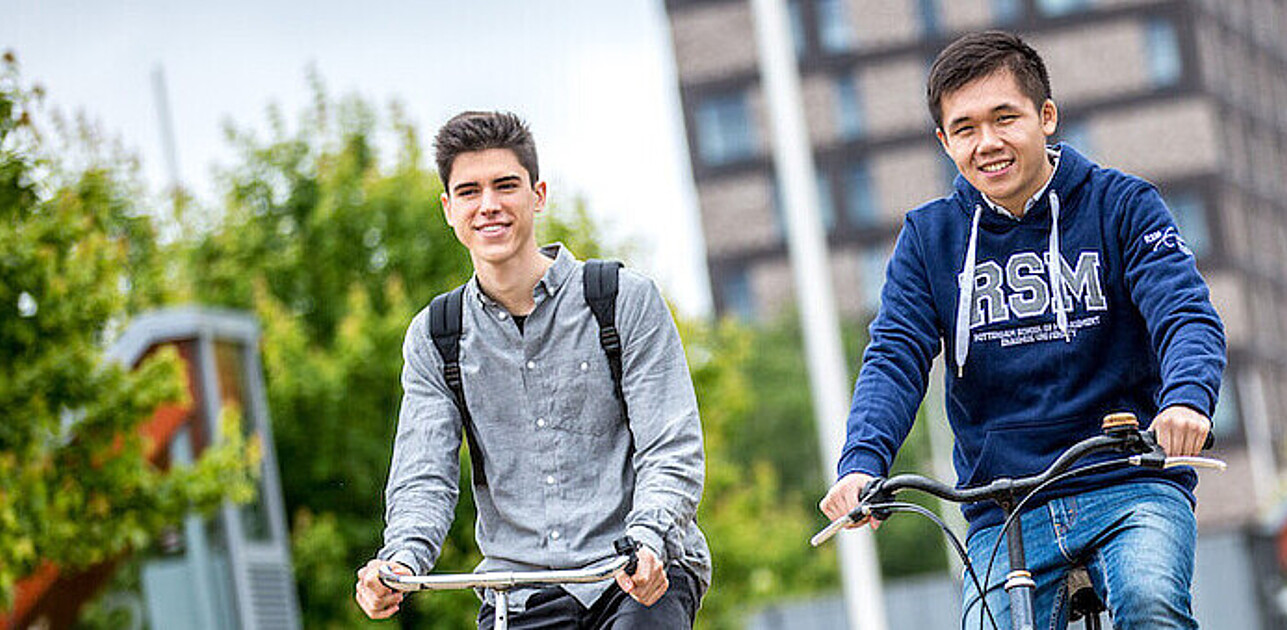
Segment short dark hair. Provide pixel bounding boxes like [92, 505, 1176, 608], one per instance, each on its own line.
[927, 31, 1051, 129]
[433, 111, 539, 190]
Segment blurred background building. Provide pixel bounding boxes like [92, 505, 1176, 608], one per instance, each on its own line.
[663, 0, 1287, 627]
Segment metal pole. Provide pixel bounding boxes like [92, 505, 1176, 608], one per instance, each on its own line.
[748, 1, 887, 628]
[925, 357, 967, 577]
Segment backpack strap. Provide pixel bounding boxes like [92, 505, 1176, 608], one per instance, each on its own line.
[427, 285, 487, 487]
[584, 260, 626, 409]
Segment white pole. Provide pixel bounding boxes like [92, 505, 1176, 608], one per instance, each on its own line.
[748, 1, 887, 628]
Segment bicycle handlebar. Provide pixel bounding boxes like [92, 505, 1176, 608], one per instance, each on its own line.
[379, 537, 640, 593]
[379, 555, 631, 592]
[811, 414, 1224, 547]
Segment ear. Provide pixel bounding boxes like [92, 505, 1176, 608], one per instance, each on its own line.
[532, 180, 548, 215]
[935, 127, 950, 153]
[441, 191, 456, 227]
[1040, 99, 1058, 137]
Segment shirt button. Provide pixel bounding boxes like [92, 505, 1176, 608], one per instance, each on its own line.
[498, 312, 508, 320]
[580, 361, 588, 371]
[550, 531, 560, 540]
[546, 475, 555, 485]
[526, 360, 536, 370]
[536, 418, 546, 428]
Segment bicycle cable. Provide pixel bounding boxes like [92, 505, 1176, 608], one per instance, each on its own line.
[976, 458, 1131, 630]
[865, 501, 1000, 630]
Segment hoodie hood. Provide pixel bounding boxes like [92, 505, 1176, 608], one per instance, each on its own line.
[950, 143, 1096, 376]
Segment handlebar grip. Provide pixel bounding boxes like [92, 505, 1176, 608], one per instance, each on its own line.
[1203, 429, 1215, 450]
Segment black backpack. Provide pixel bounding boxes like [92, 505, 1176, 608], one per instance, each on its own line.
[426, 260, 626, 487]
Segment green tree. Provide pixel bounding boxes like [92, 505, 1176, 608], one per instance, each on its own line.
[0, 57, 258, 610]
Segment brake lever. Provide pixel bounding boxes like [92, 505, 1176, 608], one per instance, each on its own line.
[613, 536, 640, 576]
[809, 477, 888, 547]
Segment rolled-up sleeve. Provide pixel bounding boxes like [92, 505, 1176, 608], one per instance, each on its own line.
[377, 309, 464, 574]
[617, 274, 705, 562]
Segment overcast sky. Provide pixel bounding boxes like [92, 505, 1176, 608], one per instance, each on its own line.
[2, 0, 713, 315]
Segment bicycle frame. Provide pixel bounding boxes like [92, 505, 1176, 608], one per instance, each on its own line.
[812, 413, 1225, 630]
[380, 541, 637, 630]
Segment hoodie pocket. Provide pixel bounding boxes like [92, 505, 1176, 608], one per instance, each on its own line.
[963, 415, 1101, 488]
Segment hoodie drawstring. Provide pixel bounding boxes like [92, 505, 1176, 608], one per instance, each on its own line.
[954, 192, 1069, 378]
[1047, 191, 1070, 341]
[954, 204, 983, 377]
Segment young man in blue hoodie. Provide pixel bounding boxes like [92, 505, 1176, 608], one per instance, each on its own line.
[819, 31, 1225, 629]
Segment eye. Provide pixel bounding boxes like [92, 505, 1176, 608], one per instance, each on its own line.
[953, 125, 974, 137]
[997, 114, 1018, 124]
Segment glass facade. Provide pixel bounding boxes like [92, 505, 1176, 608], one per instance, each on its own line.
[721, 266, 756, 320]
[1146, 18, 1183, 87]
[833, 74, 865, 140]
[843, 162, 879, 228]
[1036, 0, 1091, 17]
[1164, 191, 1210, 259]
[695, 92, 758, 166]
[817, 0, 854, 53]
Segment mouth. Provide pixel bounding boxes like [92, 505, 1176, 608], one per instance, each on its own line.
[475, 222, 512, 236]
[978, 159, 1014, 175]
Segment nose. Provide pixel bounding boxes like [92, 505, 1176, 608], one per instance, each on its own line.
[977, 124, 1004, 152]
[480, 186, 502, 212]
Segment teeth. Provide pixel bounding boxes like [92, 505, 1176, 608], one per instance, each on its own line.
[480, 225, 506, 234]
[981, 161, 1012, 173]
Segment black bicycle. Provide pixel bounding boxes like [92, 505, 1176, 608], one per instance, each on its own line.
[812, 412, 1225, 630]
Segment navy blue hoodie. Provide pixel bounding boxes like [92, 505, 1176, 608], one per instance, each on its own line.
[838, 144, 1226, 535]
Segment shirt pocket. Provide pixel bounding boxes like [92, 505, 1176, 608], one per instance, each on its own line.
[551, 355, 620, 436]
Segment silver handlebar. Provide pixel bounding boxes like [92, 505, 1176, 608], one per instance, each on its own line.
[379, 555, 631, 593]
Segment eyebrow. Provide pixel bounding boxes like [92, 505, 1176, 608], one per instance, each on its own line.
[451, 174, 523, 196]
[947, 102, 1023, 130]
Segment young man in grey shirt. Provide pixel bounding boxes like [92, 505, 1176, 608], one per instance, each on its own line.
[355, 111, 710, 628]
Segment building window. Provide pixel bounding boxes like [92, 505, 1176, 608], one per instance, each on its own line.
[991, 0, 1023, 24]
[1036, 0, 1090, 17]
[816, 0, 854, 53]
[939, 152, 959, 192]
[772, 172, 836, 240]
[833, 74, 865, 140]
[1211, 370, 1240, 439]
[817, 171, 837, 232]
[918, 0, 940, 37]
[860, 246, 888, 312]
[1145, 18, 1183, 87]
[1059, 119, 1093, 158]
[695, 92, 758, 166]
[788, 0, 807, 57]
[844, 162, 879, 228]
[720, 266, 757, 321]
[1165, 191, 1210, 259]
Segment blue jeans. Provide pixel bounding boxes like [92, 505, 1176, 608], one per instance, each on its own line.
[962, 480, 1198, 630]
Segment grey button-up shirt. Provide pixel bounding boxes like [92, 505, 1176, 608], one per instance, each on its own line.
[379, 245, 711, 609]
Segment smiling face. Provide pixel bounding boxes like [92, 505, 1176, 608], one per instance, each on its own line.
[936, 68, 1058, 217]
[441, 148, 547, 270]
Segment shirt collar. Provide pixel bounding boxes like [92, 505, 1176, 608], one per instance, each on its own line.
[470, 243, 576, 307]
[982, 146, 1061, 220]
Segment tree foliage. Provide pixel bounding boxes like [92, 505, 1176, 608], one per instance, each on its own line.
[0, 58, 259, 609]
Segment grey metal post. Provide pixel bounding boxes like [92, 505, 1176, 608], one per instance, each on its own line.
[748, 0, 888, 628]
